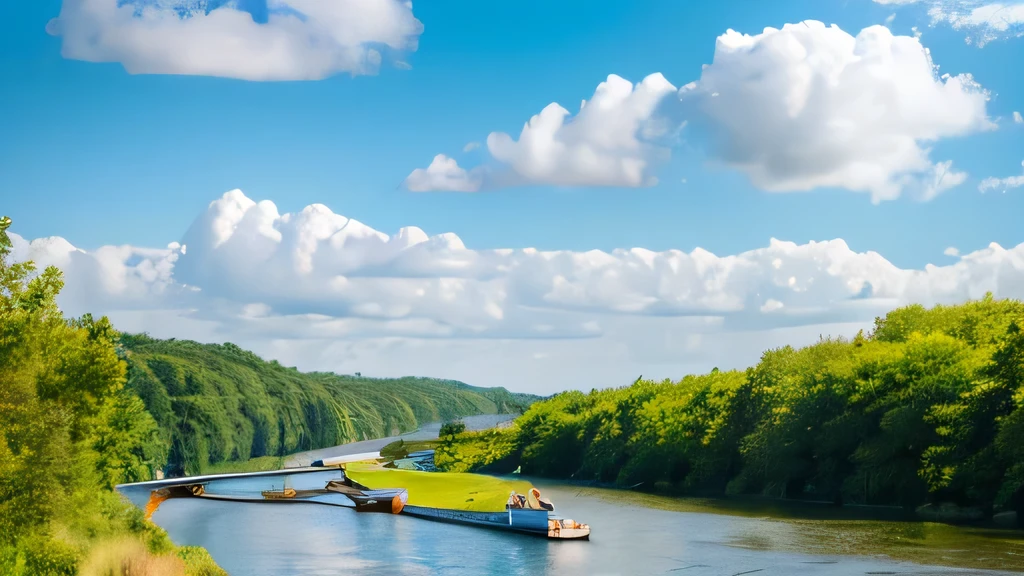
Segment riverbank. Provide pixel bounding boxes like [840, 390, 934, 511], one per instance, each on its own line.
[285, 414, 516, 468]
[477, 465, 1024, 531]
[136, 412, 1024, 574]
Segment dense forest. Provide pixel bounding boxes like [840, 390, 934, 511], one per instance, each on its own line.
[437, 295, 1024, 526]
[121, 335, 538, 476]
[0, 217, 225, 575]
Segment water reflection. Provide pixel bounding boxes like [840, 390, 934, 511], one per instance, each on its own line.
[152, 486, 1024, 575]
[143, 415, 1024, 575]
[538, 482, 1024, 574]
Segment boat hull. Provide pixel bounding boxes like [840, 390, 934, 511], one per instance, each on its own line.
[400, 506, 589, 540]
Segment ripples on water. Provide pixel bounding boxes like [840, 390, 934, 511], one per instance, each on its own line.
[150, 479, 1024, 575]
[145, 416, 1024, 575]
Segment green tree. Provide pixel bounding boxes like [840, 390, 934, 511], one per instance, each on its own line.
[437, 295, 1024, 523]
[0, 215, 197, 574]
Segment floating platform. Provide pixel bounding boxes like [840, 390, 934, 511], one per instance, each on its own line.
[116, 456, 589, 541]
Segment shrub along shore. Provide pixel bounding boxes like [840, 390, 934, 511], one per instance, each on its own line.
[437, 295, 1024, 528]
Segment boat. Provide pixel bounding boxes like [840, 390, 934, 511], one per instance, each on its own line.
[115, 451, 590, 541]
[261, 486, 296, 499]
[342, 462, 590, 540]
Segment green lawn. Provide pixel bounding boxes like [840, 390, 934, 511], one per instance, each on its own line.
[345, 462, 533, 512]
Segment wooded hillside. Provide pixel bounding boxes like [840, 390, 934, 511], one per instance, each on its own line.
[120, 335, 538, 476]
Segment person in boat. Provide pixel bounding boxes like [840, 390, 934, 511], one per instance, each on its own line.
[507, 491, 526, 509]
[507, 489, 554, 511]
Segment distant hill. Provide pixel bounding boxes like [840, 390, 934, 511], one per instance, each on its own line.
[119, 334, 540, 476]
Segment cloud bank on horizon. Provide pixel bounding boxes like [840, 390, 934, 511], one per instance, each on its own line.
[405, 21, 992, 203]
[10, 189, 1024, 393]
[45, 0, 424, 80]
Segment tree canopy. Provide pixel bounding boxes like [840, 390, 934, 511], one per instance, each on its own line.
[0, 216, 224, 574]
[438, 295, 1024, 524]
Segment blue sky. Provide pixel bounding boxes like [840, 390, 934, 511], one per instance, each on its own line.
[4, 0, 1021, 269]
[3, 0, 1024, 392]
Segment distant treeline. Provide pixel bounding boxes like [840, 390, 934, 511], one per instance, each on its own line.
[121, 335, 539, 476]
[438, 295, 1024, 524]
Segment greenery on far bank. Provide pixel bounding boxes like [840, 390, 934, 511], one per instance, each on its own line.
[0, 216, 225, 575]
[199, 456, 286, 475]
[121, 335, 539, 476]
[438, 295, 1024, 525]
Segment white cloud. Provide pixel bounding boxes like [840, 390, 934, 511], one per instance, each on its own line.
[405, 154, 483, 193]
[877, 0, 1024, 46]
[979, 160, 1024, 193]
[409, 22, 989, 202]
[944, 246, 961, 257]
[679, 21, 991, 204]
[45, 0, 423, 81]
[11, 189, 1024, 393]
[928, 2, 1024, 46]
[405, 73, 679, 191]
[1014, 111, 1024, 123]
[919, 160, 969, 200]
[463, 142, 481, 152]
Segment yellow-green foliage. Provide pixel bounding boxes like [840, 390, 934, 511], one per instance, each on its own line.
[0, 216, 224, 575]
[176, 546, 227, 576]
[435, 427, 520, 473]
[345, 462, 534, 512]
[76, 539, 226, 576]
[442, 295, 1024, 515]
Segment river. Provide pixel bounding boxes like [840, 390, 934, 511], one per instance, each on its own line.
[145, 416, 1024, 575]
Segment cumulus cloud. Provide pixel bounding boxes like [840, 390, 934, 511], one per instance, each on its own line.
[11, 189, 1024, 392]
[979, 160, 1024, 193]
[408, 22, 988, 203]
[405, 155, 483, 193]
[679, 21, 990, 204]
[945, 246, 961, 256]
[1014, 111, 1024, 123]
[45, 0, 424, 81]
[404, 73, 679, 191]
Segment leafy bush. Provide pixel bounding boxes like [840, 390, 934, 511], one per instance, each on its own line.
[439, 420, 467, 437]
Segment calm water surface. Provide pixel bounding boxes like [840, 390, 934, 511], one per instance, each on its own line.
[148, 417, 1024, 575]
